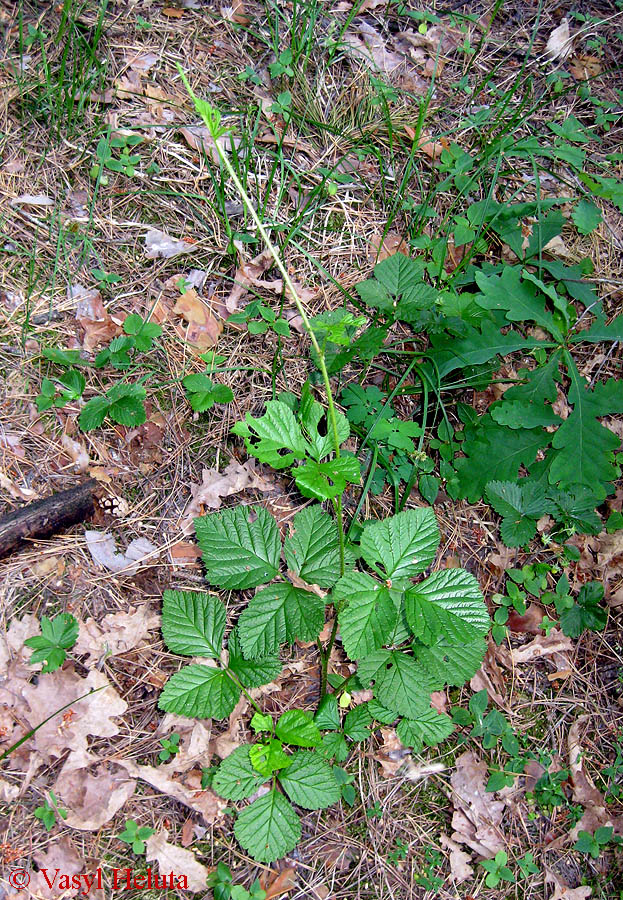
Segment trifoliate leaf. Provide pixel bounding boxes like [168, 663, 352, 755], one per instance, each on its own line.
[212, 746, 269, 800]
[24, 613, 78, 673]
[357, 650, 432, 719]
[227, 628, 282, 688]
[284, 505, 345, 588]
[405, 569, 489, 646]
[234, 790, 301, 864]
[238, 583, 324, 658]
[294, 455, 360, 500]
[159, 664, 239, 719]
[413, 634, 487, 687]
[161, 590, 226, 658]
[560, 581, 607, 638]
[335, 572, 398, 659]
[278, 751, 340, 810]
[396, 709, 455, 752]
[183, 374, 234, 411]
[232, 400, 308, 469]
[108, 395, 147, 426]
[194, 506, 281, 590]
[359, 508, 440, 579]
[572, 199, 602, 235]
[275, 710, 321, 747]
[343, 705, 372, 742]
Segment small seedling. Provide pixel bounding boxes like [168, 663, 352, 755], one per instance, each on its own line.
[574, 826, 621, 859]
[158, 732, 180, 763]
[91, 268, 122, 289]
[207, 863, 266, 900]
[79, 381, 148, 431]
[34, 792, 67, 831]
[229, 299, 291, 338]
[95, 314, 162, 369]
[387, 839, 408, 865]
[36, 370, 86, 412]
[183, 374, 234, 412]
[24, 613, 79, 672]
[118, 820, 155, 854]
[365, 800, 383, 819]
[517, 851, 539, 879]
[480, 850, 515, 887]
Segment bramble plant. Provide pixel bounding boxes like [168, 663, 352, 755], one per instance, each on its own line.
[152, 73, 494, 863]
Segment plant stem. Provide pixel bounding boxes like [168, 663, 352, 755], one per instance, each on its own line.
[178, 68, 347, 700]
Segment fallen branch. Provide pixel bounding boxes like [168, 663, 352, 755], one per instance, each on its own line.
[0, 479, 96, 559]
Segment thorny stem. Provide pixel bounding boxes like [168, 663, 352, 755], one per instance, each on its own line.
[179, 68, 346, 701]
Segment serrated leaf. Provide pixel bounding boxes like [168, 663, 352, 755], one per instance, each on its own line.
[475, 266, 561, 339]
[367, 699, 397, 724]
[358, 650, 432, 719]
[194, 506, 281, 590]
[25, 613, 78, 673]
[500, 516, 536, 547]
[396, 709, 455, 751]
[359, 508, 440, 579]
[234, 790, 301, 863]
[212, 745, 269, 800]
[284, 505, 344, 588]
[161, 590, 226, 658]
[572, 199, 602, 235]
[108, 396, 147, 426]
[343, 705, 372, 742]
[249, 738, 291, 776]
[232, 400, 308, 469]
[315, 695, 340, 731]
[405, 569, 489, 646]
[413, 634, 487, 687]
[275, 710, 321, 747]
[294, 456, 360, 500]
[227, 628, 281, 688]
[78, 396, 110, 431]
[300, 385, 350, 461]
[238, 583, 325, 658]
[278, 751, 340, 810]
[335, 572, 397, 659]
[428, 319, 538, 380]
[159, 664, 239, 719]
[318, 731, 349, 761]
[373, 252, 426, 300]
[504, 356, 561, 404]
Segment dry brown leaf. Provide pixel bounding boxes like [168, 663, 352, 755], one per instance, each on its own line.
[54, 753, 136, 830]
[545, 19, 572, 62]
[343, 22, 405, 74]
[567, 716, 623, 839]
[430, 690, 448, 714]
[21, 668, 127, 762]
[0, 614, 41, 677]
[145, 830, 210, 892]
[507, 602, 545, 634]
[61, 434, 90, 473]
[418, 133, 449, 160]
[545, 869, 592, 900]
[72, 285, 121, 350]
[179, 127, 241, 163]
[213, 694, 248, 759]
[84, 530, 158, 574]
[170, 541, 203, 567]
[261, 868, 297, 899]
[120, 759, 225, 824]
[470, 640, 507, 707]
[375, 726, 408, 776]
[173, 288, 223, 351]
[74, 606, 160, 664]
[221, 0, 250, 26]
[225, 244, 317, 315]
[507, 628, 573, 666]
[569, 55, 601, 80]
[180, 460, 273, 533]
[439, 833, 473, 884]
[450, 750, 505, 857]
[368, 232, 408, 262]
[158, 715, 213, 773]
[162, 7, 185, 17]
[144, 228, 196, 259]
[6, 837, 85, 899]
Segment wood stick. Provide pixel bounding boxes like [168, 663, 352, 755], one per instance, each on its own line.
[0, 479, 96, 559]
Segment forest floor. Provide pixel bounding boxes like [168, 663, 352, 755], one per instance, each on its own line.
[1, 1, 623, 899]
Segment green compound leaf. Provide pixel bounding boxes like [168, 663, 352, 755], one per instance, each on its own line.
[234, 790, 301, 864]
[238, 583, 325, 658]
[413, 634, 487, 687]
[314, 695, 340, 731]
[249, 738, 292, 777]
[294, 455, 360, 501]
[158, 664, 239, 719]
[335, 571, 398, 659]
[475, 266, 562, 340]
[357, 650, 432, 719]
[343, 705, 372, 742]
[227, 628, 282, 688]
[232, 400, 308, 469]
[161, 590, 226, 658]
[79, 396, 110, 431]
[359, 508, 440, 579]
[24, 613, 79, 673]
[275, 710, 321, 747]
[485, 480, 552, 547]
[396, 709, 455, 752]
[284, 504, 346, 588]
[278, 751, 340, 810]
[194, 506, 281, 590]
[405, 569, 489, 646]
[212, 745, 269, 800]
